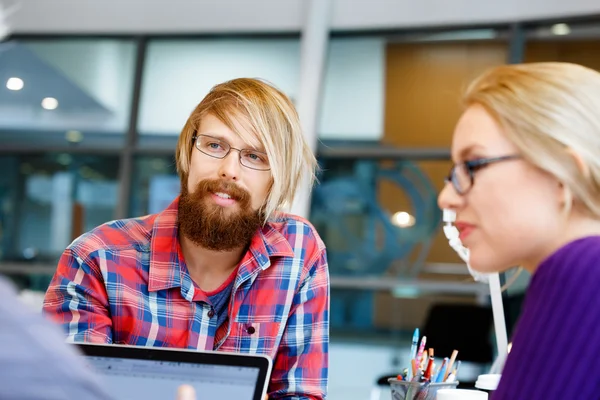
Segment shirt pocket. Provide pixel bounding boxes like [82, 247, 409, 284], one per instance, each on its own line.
[221, 320, 283, 358]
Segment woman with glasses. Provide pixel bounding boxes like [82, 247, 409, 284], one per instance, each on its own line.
[438, 62, 600, 400]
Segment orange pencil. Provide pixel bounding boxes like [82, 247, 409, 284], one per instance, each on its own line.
[444, 350, 459, 381]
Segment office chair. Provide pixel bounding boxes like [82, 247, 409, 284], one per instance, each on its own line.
[421, 302, 494, 386]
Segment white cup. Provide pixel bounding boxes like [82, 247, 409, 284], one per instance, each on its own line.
[475, 374, 501, 391]
[436, 388, 488, 400]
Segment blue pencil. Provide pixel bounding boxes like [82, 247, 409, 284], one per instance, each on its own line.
[438, 365, 448, 383]
[410, 328, 419, 360]
[435, 357, 449, 383]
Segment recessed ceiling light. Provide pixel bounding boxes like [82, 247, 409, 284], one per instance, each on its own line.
[41, 97, 59, 110]
[6, 77, 24, 91]
[551, 23, 571, 36]
[65, 130, 83, 143]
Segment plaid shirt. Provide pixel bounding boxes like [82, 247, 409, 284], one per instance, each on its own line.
[43, 197, 329, 400]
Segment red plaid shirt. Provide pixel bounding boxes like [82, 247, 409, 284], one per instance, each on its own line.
[43, 197, 329, 399]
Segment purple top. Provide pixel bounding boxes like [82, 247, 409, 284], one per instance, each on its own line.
[492, 236, 600, 400]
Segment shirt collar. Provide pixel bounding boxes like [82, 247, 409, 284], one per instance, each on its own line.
[148, 196, 294, 292]
[148, 197, 182, 292]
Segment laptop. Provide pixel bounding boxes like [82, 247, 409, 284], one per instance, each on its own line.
[75, 343, 272, 400]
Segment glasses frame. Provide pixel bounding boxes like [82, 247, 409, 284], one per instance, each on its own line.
[192, 134, 271, 171]
[446, 155, 520, 195]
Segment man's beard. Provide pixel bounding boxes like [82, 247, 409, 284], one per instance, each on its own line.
[178, 179, 262, 251]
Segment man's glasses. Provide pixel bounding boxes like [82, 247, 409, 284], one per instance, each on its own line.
[192, 134, 270, 171]
[445, 155, 520, 195]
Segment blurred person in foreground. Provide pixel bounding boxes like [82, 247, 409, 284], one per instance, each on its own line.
[0, 276, 197, 400]
[438, 62, 600, 399]
[43, 78, 329, 400]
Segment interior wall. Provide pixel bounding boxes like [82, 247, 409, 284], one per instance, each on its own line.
[380, 38, 600, 270]
[382, 41, 509, 265]
[524, 39, 600, 70]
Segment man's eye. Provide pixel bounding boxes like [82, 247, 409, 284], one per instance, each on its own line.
[207, 142, 223, 150]
[244, 152, 267, 163]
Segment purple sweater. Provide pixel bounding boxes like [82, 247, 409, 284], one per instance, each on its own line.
[493, 236, 600, 400]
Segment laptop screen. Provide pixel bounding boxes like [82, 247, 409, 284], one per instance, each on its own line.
[84, 355, 261, 400]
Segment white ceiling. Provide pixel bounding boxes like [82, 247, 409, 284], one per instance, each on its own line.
[7, 0, 600, 34]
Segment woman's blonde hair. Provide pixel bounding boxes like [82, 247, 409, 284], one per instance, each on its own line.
[175, 77, 317, 222]
[463, 62, 600, 218]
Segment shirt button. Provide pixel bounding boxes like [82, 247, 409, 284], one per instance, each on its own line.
[207, 309, 215, 318]
[246, 325, 255, 334]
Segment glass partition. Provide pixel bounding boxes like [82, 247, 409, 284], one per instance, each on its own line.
[0, 154, 120, 291]
[0, 39, 137, 150]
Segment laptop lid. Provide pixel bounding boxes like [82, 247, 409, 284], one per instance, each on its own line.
[75, 343, 272, 400]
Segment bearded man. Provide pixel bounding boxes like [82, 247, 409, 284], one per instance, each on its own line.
[43, 78, 329, 400]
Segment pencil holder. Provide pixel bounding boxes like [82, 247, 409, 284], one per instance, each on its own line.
[388, 378, 459, 400]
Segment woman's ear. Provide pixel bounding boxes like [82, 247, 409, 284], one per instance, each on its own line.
[558, 147, 590, 216]
[565, 147, 590, 179]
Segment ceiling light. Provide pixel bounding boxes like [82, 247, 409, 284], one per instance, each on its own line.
[41, 97, 59, 110]
[65, 130, 83, 143]
[6, 77, 23, 91]
[56, 153, 72, 166]
[551, 23, 571, 36]
[391, 211, 416, 228]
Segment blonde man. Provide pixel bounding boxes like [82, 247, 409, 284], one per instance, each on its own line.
[438, 62, 600, 399]
[44, 78, 329, 400]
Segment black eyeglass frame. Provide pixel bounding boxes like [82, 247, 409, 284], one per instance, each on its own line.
[445, 155, 521, 195]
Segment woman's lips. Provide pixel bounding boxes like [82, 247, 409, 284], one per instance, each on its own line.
[455, 222, 475, 241]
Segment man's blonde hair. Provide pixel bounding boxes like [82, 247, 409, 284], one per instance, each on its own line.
[176, 78, 317, 222]
[463, 62, 600, 218]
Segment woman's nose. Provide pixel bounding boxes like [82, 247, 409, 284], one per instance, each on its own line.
[438, 181, 464, 211]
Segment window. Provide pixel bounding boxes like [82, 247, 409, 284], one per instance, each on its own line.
[0, 154, 120, 263]
[0, 39, 137, 150]
[138, 38, 301, 149]
[137, 37, 386, 149]
[130, 155, 179, 217]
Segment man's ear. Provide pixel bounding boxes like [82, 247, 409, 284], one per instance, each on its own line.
[565, 147, 590, 179]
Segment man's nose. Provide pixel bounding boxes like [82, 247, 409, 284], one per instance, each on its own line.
[217, 150, 241, 181]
